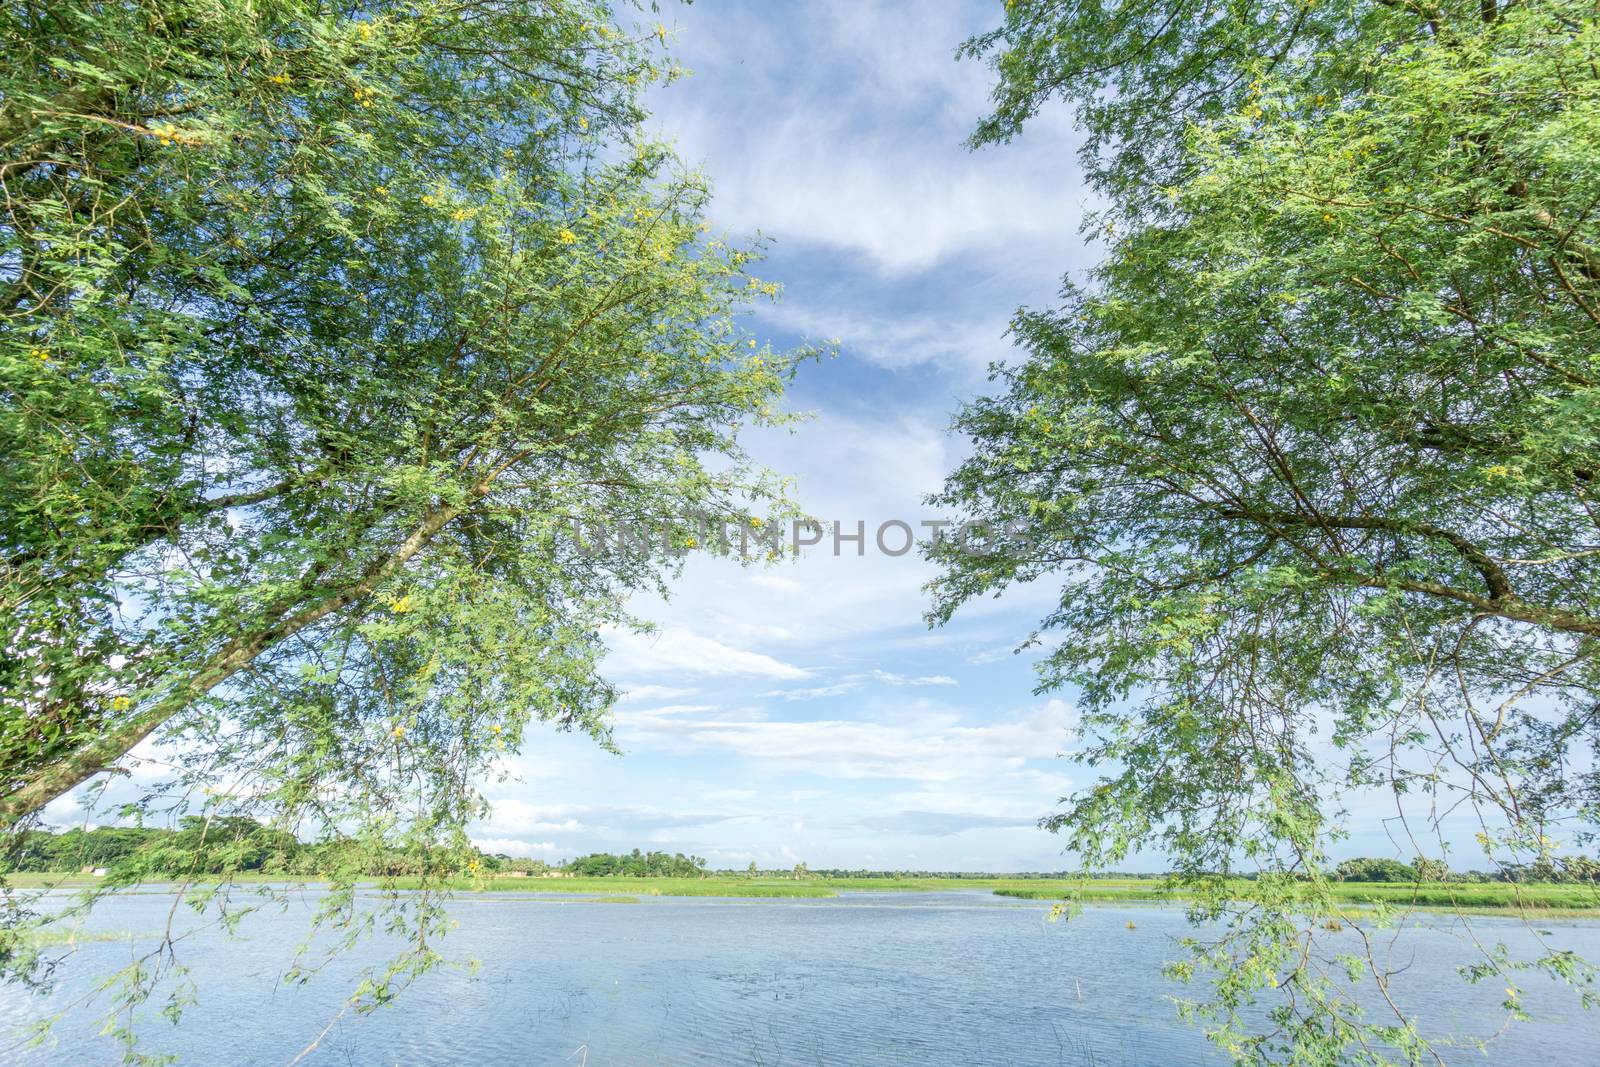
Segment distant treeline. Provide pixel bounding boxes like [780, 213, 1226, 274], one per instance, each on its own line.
[4, 826, 704, 880]
[6, 819, 307, 875]
[1333, 855, 1600, 884]
[7, 825, 1598, 885]
[3, 819, 552, 878]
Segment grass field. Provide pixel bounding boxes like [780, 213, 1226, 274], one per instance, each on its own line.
[993, 879, 1600, 913]
[6, 872, 1597, 914]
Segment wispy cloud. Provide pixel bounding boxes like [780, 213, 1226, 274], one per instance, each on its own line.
[606, 627, 809, 680]
[470, 837, 563, 857]
[872, 669, 957, 687]
[765, 681, 861, 701]
[616, 684, 697, 703]
[626, 699, 1075, 782]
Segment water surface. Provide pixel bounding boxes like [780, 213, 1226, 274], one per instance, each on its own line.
[2, 889, 1594, 1065]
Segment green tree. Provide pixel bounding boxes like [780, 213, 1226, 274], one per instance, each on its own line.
[939, 0, 1600, 1060]
[1334, 858, 1419, 884]
[1411, 856, 1450, 883]
[2, 0, 808, 1047]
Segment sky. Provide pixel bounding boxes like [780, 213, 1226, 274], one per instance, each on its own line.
[20, 0, 1480, 875]
[28, 0, 1453, 873]
[451, 0, 1107, 871]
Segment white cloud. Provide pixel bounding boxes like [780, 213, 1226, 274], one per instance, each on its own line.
[872, 669, 957, 687]
[765, 681, 860, 701]
[654, 2, 1090, 278]
[470, 837, 563, 857]
[480, 799, 746, 838]
[616, 685, 697, 703]
[626, 698, 1075, 782]
[605, 627, 809, 680]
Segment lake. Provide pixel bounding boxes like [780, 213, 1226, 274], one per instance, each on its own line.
[2, 889, 1595, 1065]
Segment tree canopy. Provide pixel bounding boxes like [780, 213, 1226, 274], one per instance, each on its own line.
[2, 0, 806, 1036]
[939, 0, 1600, 1060]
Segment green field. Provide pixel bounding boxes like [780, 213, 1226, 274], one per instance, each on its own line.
[6, 872, 1597, 914]
[992, 880, 1600, 914]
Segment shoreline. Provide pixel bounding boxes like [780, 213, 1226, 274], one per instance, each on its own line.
[6, 873, 1598, 918]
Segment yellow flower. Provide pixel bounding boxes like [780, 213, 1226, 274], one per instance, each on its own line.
[269, 72, 290, 86]
[421, 194, 438, 207]
[557, 228, 577, 244]
[490, 724, 502, 734]
[358, 22, 373, 40]
[750, 517, 764, 528]
[656, 23, 668, 44]
[392, 724, 407, 739]
[375, 185, 388, 197]
[684, 537, 697, 548]
[110, 695, 132, 711]
[452, 209, 470, 222]
[578, 116, 588, 131]
[389, 595, 413, 614]
[747, 339, 757, 348]
[29, 347, 48, 362]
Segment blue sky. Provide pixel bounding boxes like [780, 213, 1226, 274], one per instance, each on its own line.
[36, 1, 1436, 871]
[453, 1, 1105, 871]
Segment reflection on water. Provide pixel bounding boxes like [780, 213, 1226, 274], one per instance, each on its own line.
[1, 889, 1595, 1065]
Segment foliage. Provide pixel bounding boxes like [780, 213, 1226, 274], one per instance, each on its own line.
[565, 848, 707, 877]
[1, 0, 809, 1057]
[940, 0, 1600, 1061]
[1332, 858, 1418, 884]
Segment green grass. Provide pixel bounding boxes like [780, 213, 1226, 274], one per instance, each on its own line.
[992, 880, 1600, 913]
[7, 872, 1596, 914]
[9, 927, 144, 947]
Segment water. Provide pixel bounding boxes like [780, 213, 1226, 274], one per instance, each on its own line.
[2, 889, 1595, 1065]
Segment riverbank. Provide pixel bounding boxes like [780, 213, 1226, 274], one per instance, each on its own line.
[6, 872, 1598, 915]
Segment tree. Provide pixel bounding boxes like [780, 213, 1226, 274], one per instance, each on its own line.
[747, 860, 758, 878]
[2, 0, 806, 1047]
[1411, 856, 1450, 883]
[1334, 858, 1418, 884]
[938, 1, 1600, 1060]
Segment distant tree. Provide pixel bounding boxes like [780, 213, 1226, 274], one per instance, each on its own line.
[747, 861, 758, 878]
[563, 850, 706, 878]
[1559, 855, 1600, 884]
[1411, 856, 1450, 883]
[1333, 858, 1418, 884]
